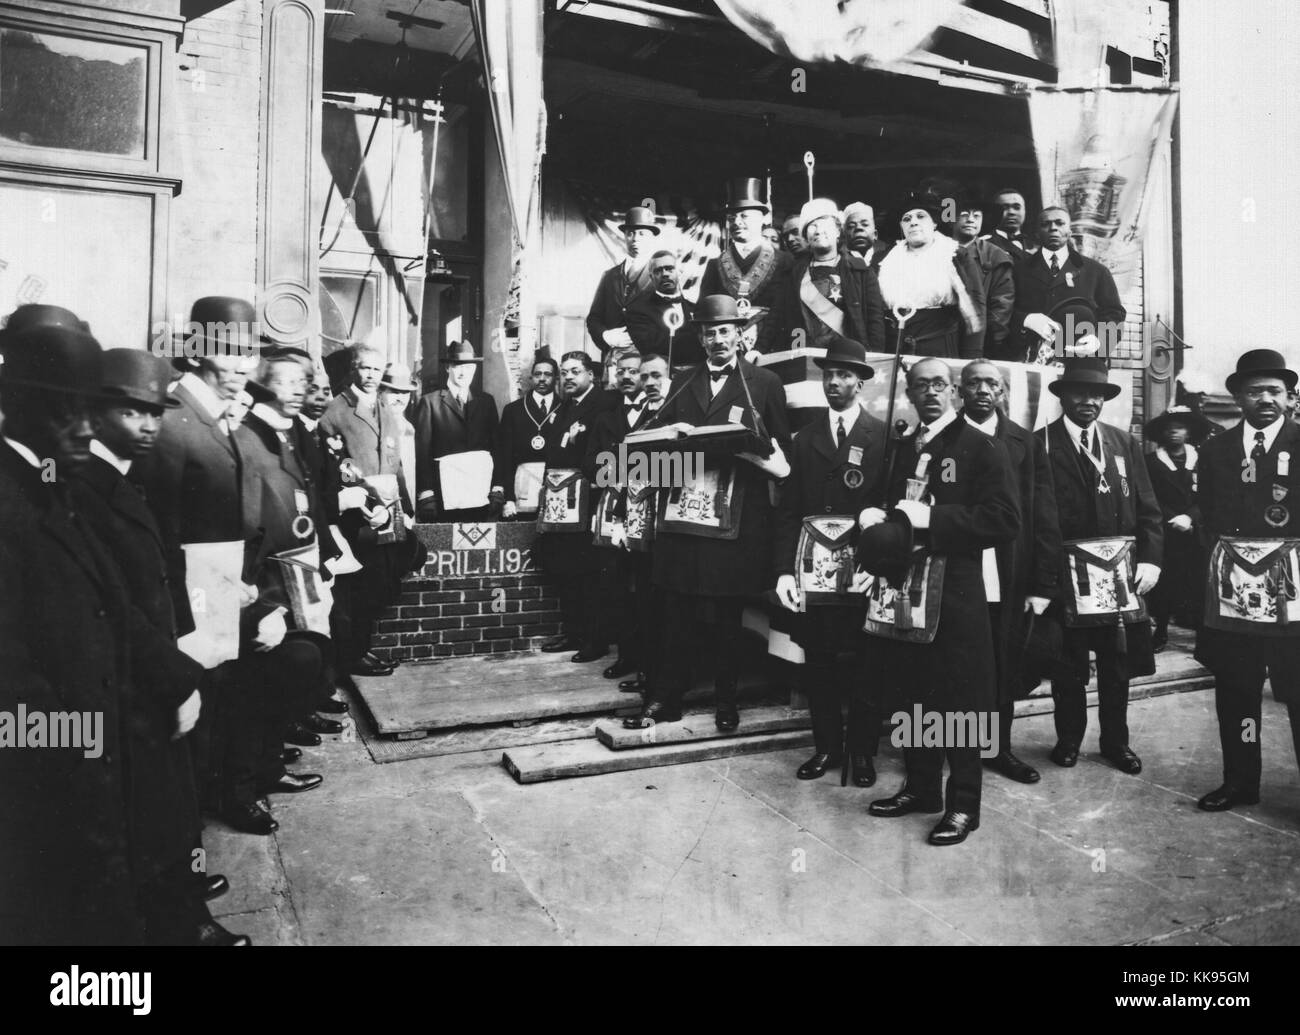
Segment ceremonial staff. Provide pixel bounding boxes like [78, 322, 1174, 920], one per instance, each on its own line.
[881, 305, 916, 492]
[803, 151, 815, 201]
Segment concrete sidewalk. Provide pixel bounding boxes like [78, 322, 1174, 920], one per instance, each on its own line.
[202, 688, 1300, 945]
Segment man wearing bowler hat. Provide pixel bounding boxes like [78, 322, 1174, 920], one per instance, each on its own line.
[773, 334, 886, 785]
[699, 178, 793, 356]
[1195, 349, 1300, 813]
[858, 357, 1020, 845]
[624, 294, 791, 732]
[587, 204, 660, 356]
[1039, 357, 1162, 775]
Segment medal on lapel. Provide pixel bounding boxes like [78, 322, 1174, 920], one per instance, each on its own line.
[1280, 451, 1291, 477]
[291, 489, 315, 541]
[1274, 483, 1289, 502]
[529, 406, 556, 453]
[1115, 455, 1129, 498]
[1065, 272, 1075, 288]
[843, 468, 864, 489]
[1266, 504, 1291, 528]
[531, 435, 546, 451]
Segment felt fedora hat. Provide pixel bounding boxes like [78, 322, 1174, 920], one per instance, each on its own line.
[1144, 404, 1215, 444]
[814, 334, 875, 380]
[855, 510, 914, 585]
[1225, 348, 1299, 393]
[381, 361, 419, 392]
[1048, 357, 1121, 400]
[100, 348, 180, 410]
[445, 340, 482, 364]
[691, 294, 749, 326]
[725, 177, 769, 214]
[0, 324, 105, 397]
[618, 206, 661, 235]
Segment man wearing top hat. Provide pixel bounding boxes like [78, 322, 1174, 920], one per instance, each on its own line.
[586, 205, 660, 356]
[624, 249, 703, 366]
[1195, 350, 1300, 813]
[783, 198, 887, 354]
[624, 294, 791, 732]
[773, 335, 886, 785]
[1038, 358, 1162, 775]
[492, 355, 560, 520]
[699, 178, 793, 356]
[412, 340, 500, 523]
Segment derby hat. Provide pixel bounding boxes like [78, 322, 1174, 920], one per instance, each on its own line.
[798, 197, 842, 238]
[445, 340, 482, 364]
[100, 348, 180, 410]
[618, 206, 661, 235]
[1144, 404, 1215, 444]
[1044, 297, 1109, 355]
[1225, 348, 1298, 393]
[855, 510, 915, 585]
[171, 296, 268, 362]
[0, 303, 90, 345]
[1048, 357, 1121, 400]
[690, 294, 749, 326]
[381, 361, 419, 392]
[814, 334, 875, 380]
[725, 177, 769, 214]
[0, 324, 104, 397]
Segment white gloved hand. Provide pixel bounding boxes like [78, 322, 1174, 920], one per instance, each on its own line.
[858, 507, 887, 530]
[364, 504, 391, 530]
[238, 581, 259, 607]
[849, 569, 874, 595]
[172, 689, 201, 740]
[775, 574, 801, 612]
[895, 498, 931, 529]
[610, 525, 629, 550]
[502, 501, 518, 519]
[1071, 333, 1102, 357]
[602, 327, 633, 349]
[254, 608, 287, 652]
[1134, 563, 1161, 596]
[1024, 595, 1051, 615]
[338, 486, 369, 511]
[1168, 514, 1193, 533]
[738, 439, 790, 479]
[1023, 312, 1059, 340]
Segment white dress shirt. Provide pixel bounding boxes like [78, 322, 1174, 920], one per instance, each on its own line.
[90, 438, 131, 475]
[180, 371, 228, 423]
[2, 436, 43, 469]
[828, 402, 861, 444]
[1042, 245, 1069, 272]
[1243, 415, 1285, 455]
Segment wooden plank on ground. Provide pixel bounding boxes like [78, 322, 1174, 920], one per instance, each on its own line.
[503, 730, 815, 784]
[595, 706, 810, 750]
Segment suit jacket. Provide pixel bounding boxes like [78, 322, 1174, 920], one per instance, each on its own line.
[319, 386, 413, 523]
[493, 392, 561, 502]
[650, 359, 791, 597]
[0, 443, 139, 944]
[1010, 247, 1125, 359]
[68, 454, 204, 886]
[133, 380, 244, 636]
[982, 230, 1037, 263]
[624, 291, 704, 364]
[699, 242, 793, 355]
[850, 240, 893, 271]
[960, 239, 1016, 358]
[870, 418, 1021, 713]
[411, 387, 500, 504]
[586, 260, 653, 352]
[785, 252, 887, 351]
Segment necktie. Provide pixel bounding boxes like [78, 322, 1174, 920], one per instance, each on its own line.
[915, 424, 930, 451]
[836, 415, 847, 448]
[1252, 431, 1267, 462]
[1081, 429, 1091, 455]
[709, 365, 733, 382]
[1050, 253, 1060, 276]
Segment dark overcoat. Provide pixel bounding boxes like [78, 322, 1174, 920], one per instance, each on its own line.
[586, 261, 654, 352]
[784, 252, 887, 352]
[493, 392, 561, 503]
[624, 291, 704, 365]
[1009, 247, 1125, 360]
[536, 385, 618, 574]
[410, 387, 499, 504]
[699, 242, 793, 355]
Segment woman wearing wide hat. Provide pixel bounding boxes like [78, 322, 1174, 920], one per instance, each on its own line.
[1143, 404, 1216, 648]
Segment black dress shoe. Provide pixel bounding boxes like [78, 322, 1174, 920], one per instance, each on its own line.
[928, 810, 980, 846]
[571, 646, 610, 663]
[349, 656, 394, 677]
[302, 714, 343, 735]
[1050, 742, 1080, 767]
[602, 657, 638, 679]
[317, 696, 349, 714]
[202, 874, 229, 901]
[1101, 745, 1142, 774]
[715, 704, 739, 732]
[195, 920, 251, 946]
[796, 752, 840, 780]
[985, 750, 1041, 784]
[365, 650, 399, 668]
[220, 802, 279, 835]
[1197, 785, 1261, 812]
[622, 701, 682, 728]
[618, 675, 646, 693]
[541, 635, 580, 653]
[284, 723, 321, 747]
[261, 772, 323, 794]
[868, 789, 944, 817]
[851, 754, 877, 788]
[280, 746, 303, 765]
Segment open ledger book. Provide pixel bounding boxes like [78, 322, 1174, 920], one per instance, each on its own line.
[623, 422, 750, 446]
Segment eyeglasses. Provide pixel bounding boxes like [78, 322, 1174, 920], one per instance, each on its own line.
[910, 379, 951, 395]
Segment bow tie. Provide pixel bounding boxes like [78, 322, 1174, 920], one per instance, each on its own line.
[624, 400, 642, 412]
[709, 365, 734, 382]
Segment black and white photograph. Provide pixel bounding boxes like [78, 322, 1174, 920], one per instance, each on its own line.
[0, 0, 1295, 999]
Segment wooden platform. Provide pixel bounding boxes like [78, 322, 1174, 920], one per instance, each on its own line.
[594, 705, 810, 750]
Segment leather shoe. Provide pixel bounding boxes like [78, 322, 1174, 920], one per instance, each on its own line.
[317, 696, 349, 714]
[541, 635, 580, 653]
[715, 704, 739, 732]
[195, 920, 251, 946]
[220, 802, 278, 835]
[618, 675, 646, 693]
[1197, 784, 1261, 812]
[572, 646, 609, 663]
[349, 656, 393, 677]
[1101, 745, 1142, 774]
[851, 754, 877, 788]
[796, 752, 840, 780]
[928, 810, 980, 846]
[868, 789, 944, 817]
[622, 700, 681, 728]
[1050, 742, 1079, 767]
[302, 714, 343, 735]
[261, 771, 322, 794]
[985, 750, 1041, 784]
[603, 657, 637, 679]
[201, 874, 229, 901]
[365, 650, 398, 668]
[284, 723, 321, 747]
[280, 746, 303, 764]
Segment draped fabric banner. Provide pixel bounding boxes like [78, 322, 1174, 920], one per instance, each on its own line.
[713, 0, 959, 66]
[1029, 87, 1178, 298]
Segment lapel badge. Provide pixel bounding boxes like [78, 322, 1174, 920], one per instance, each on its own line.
[1266, 503, 1291, 528]
[843, 468, 864, 489]
[1274, 483, 1289, 501]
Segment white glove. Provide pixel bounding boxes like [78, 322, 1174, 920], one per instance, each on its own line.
[737, 439, 790, 479]
[775, 574, 801, 612]
[238, 581, 259, 607]
[502, 501, 518, 519]
[1024, 595, 1051, 615]
[895, 498, 931, 529]
[403, 513, 415, 530]
[1071, 332, 1102, 357]
[602, 327, 633, 349]
[610, 525, 629, 550]
[1134, 563, 1161, 596]
[364, 503, 391, 530]
[859, 507, 887, 530]
[338, 486, 369, 511]
[172, 689, 201, 740]
[1023, 312, 1059, 340]
[849, 569, 874, 594]
[254, 608, 287, 652]
[1168, 514, 1193, 533]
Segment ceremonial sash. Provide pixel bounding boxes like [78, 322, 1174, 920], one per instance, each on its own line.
[537, 468, 589, 532]
[658, 460, 743, 540]
[795, 514, 860, 609]
[717, 243, 778, 301]
[863, 552, 946, 643]
[1204, 536, 1300, 634]
[798, 266, 845, 334]
[1061, 536, 1146, 627]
